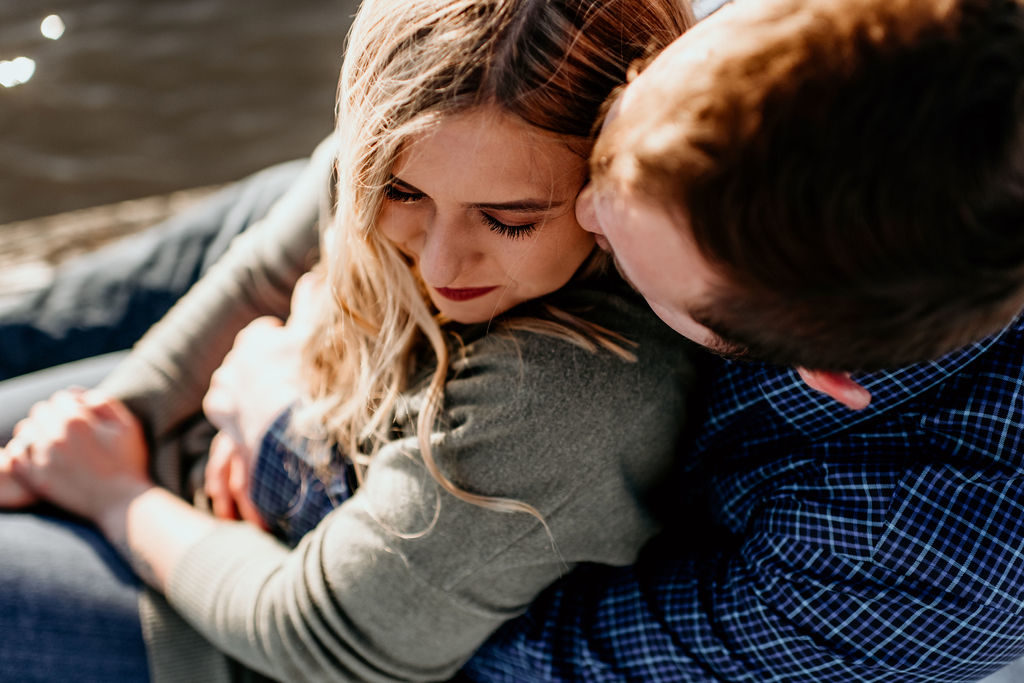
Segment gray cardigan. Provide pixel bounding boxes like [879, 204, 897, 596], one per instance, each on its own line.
[99, 137, 695, 682]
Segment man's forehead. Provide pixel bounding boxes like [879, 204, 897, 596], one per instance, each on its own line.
[620, 1, 737, 108]
[604, 3, 741, 172]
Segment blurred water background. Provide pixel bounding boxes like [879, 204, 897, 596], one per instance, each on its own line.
[0, 0, 357, 225]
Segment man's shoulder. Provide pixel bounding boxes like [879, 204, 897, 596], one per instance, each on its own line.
[697, 312, 1024, 448]
[688, 313, 1024, 541]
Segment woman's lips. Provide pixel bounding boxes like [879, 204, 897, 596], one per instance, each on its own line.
[435, 286, 498, 301]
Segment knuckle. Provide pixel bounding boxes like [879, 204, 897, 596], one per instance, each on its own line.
[205, 475, 224, 496]
[12, 417, 30, 437]
[27, 401, 47, 421]
[64, 414, 91, 440]
[228, 472, 247, 495]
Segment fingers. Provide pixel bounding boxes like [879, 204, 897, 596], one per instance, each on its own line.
[204, 432, 268, 530]
[203, 364, 244, 442]
[79, 390, 129, 420]
[6, 396, 76, 494]
[11, 416, 32, 442]
[6, 434, 46, 497]
[234, 316, 284, 347]
[205, 433, 240, 520]
[229, 453, 269, 531]
[0, 447, 36, 508]
[1, 388, 152, 521]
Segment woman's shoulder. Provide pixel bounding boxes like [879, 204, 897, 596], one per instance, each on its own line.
[454, 268, 694, 386]
[438, 269, 695, 472]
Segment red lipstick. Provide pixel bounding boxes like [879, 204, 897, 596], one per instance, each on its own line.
[435, 286, 498, 301]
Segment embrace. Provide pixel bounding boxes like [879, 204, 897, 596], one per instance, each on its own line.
[2, 0, 1024, 681]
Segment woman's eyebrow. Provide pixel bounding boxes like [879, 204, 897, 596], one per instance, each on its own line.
[390, 175, 568, 212]
[466, 198, 569, 212]
[389, 175, 422, 192]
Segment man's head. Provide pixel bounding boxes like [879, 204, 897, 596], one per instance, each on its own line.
[581, 0, 1024, 375]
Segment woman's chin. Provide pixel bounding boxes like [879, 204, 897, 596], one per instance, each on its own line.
[439, 308, 498, 325]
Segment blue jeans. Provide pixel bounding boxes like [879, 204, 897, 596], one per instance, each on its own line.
[0, 509, 149, 682]
[0, 158, 306, 443]
[0, 157, 307, 383]
[0, 159, 304, 679]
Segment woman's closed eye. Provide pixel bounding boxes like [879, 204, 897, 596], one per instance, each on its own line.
[383, 182, 423, 203]
[385, 176, 541, 240]
[481, 213, 538, 240]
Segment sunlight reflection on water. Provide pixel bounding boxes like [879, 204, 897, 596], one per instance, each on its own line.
[40, 15, 66, 40]
[0, 0, 357, 224]
[0, 56, 34, 87]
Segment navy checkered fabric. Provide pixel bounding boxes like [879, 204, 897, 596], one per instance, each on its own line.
[464, 313, 1024, 682]
[249, 410, 355, 548]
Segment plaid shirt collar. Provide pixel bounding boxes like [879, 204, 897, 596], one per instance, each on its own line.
[699, 314, 1022, 448]
[773, 324, 1013, 440]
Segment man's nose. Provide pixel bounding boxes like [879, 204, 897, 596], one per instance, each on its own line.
[418, 215, 473, 287]
[575, 184, 604, 236]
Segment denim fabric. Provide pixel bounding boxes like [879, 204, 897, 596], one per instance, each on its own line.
[0, 158, 305, 440]
[0, 159, 306, 680]
[0, 509, 149, 682]
[0, 158, 306, 382]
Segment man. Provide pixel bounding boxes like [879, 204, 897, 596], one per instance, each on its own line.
[463, 0, 1024, 680]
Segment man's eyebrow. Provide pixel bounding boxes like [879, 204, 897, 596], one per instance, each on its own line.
[390, 175, 568, 213]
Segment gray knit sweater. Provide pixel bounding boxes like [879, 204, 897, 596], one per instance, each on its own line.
[99, 137, 695, 682]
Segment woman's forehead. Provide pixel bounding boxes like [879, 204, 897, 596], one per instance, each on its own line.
[393, 108, 587, 200]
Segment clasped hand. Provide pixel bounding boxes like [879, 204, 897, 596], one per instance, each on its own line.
[0, 389, 151, 524]
[200, 272, 322, 526]
[0, 273, 321, 529]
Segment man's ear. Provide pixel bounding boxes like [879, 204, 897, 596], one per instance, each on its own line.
[796, 368, 872, 410]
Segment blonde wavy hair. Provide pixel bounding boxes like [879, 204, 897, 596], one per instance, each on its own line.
[295, 0, 693, 518]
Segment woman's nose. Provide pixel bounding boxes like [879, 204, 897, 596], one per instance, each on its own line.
[418, 215, 474, 287]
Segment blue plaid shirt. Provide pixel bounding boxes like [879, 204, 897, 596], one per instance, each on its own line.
[249, 410, 356, 548]
[463, 313, 1024, 682]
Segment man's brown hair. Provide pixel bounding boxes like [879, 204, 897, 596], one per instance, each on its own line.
[597, 0, 1024, 370]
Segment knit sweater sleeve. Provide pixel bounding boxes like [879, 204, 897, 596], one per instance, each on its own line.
[97, 135, 334, 455]
[165, 290, 694, 682]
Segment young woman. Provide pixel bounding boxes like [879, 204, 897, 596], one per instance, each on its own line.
[0, 0, 694, 680]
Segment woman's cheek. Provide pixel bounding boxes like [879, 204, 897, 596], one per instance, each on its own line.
[379, 205, 427, 259]
[553, 215, 597, 265]
[377, 204, 407, 244]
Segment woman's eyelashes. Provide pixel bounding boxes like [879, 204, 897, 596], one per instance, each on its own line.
[384, 180, 540, 240]
[479, 213, 538, 240]
[383, 182, 422, 203]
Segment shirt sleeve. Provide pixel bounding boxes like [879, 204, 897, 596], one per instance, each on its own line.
[466, 455, 1024, 682]
[248, 406, 356, 547]
[164, 304, 693, 681]
[97, 135, 334, 482]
